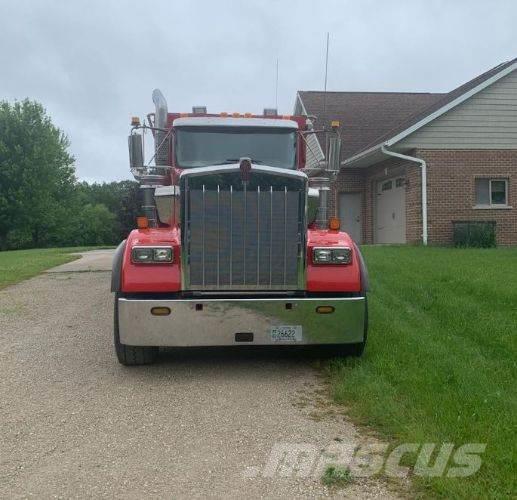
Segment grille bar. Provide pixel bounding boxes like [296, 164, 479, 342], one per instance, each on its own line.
[257, 185, 260, 286]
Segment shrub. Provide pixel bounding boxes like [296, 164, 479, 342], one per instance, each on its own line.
[453, 221, 496, 248]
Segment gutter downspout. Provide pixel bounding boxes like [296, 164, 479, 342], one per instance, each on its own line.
[381, 145, 428, 245]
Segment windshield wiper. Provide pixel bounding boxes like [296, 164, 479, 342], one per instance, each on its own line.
[213, 158, 265, 166]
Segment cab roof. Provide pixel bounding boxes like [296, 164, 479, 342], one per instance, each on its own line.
[172, 116, 299, 129]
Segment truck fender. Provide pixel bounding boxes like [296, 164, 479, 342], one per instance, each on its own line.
[111, 239, 127, 293]
[353, 242, 369, 294]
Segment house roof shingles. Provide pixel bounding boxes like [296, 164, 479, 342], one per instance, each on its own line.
[298, 57, 517, 162]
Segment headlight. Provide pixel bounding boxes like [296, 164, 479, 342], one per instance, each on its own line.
[131, 246, 173, 263]
[313, 247, 352, 265]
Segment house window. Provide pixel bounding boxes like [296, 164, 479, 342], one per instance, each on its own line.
[475, 178, 509, 207]
[381, 180, 392, 191]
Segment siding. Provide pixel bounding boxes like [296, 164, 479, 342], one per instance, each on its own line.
[398, 69, 517, 149]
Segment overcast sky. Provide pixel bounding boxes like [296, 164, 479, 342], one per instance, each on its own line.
[1, 0, 516, 182]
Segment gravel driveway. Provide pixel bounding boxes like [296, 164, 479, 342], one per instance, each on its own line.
[0, 251, 401, 499]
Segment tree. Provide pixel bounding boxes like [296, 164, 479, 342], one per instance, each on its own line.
[0, 100, 75, 249]
[76, 180, 139, 242]
[69, 203, 118, 246]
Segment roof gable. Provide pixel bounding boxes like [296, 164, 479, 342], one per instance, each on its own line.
[396, 69, 517, 149]
[344, 57, 517, 165]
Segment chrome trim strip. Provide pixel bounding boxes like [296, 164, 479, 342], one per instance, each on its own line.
[118, 296, 366, 347]
[202, 184, 206, 287]
[179, 164, 308, 180]
[180, 177, 190, 290]
[230, 185, 233, 286]
[243, 181, 247, 286]
[283, 185, 287, 286]
[257, 185, 260, 286]
[217, 184, 220, 288]
[269, 186, 273, 288]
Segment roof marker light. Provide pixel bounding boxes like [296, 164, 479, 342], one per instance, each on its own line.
[232, 112, 241, 117]
[220, 112, 228, 117]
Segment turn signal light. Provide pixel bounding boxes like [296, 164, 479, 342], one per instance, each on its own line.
[151, 307, 171, 316]
[329, 217, 340, 230]
[316, 306, 335, 314]
[136, 216, 149, 229]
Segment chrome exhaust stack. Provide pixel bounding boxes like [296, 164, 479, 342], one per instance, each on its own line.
[152, 89, 169, 167]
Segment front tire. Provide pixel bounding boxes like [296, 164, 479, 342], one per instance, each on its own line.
[114, 294, 158, 365]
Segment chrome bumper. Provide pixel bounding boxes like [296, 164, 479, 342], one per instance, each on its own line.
[117, 296, 366, 347]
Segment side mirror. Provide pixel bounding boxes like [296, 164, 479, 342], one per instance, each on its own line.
[128, 134, 144, 170]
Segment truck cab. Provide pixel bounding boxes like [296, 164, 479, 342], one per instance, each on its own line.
[111, 90, 368, 365]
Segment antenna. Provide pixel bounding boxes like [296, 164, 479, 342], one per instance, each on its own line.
[323, 32, 330, 125]
[275, 58, 279, 110]
[323, 32, 331, 168]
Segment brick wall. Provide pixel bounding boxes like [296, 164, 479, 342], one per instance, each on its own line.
[332, 149, 517, 246]
[417, 149, 517, 246]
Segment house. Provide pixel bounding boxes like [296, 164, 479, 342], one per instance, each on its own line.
[295, 58, 517, 245]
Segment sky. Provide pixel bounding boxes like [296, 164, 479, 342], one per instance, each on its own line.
[1, 0, 516, 183]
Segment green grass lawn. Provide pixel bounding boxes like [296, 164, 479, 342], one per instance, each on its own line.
[0, 247, 110, 289]
[327, 246, 516, 498]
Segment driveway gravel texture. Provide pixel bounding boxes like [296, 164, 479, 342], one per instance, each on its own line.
[0, 251, 403, 499]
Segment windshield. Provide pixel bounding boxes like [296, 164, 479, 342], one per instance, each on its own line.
[175, 126, 297, 169]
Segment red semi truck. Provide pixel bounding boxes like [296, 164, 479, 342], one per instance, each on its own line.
[111, 90, 368, 365]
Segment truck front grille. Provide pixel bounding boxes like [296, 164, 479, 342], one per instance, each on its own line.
[181, 167, 306, 291]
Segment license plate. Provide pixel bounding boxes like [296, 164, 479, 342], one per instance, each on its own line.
[270, 325, 303, 342]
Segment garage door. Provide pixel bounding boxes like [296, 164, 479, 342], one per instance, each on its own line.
[376, 177, 406, 244]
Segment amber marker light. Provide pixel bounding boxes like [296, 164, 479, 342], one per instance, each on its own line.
[131, 116, 140, 126]
[151, 307, 171, 316]
[329, 217, 340, 230]
[136, 216, 149, 229]
[316, 306, 335, 314]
